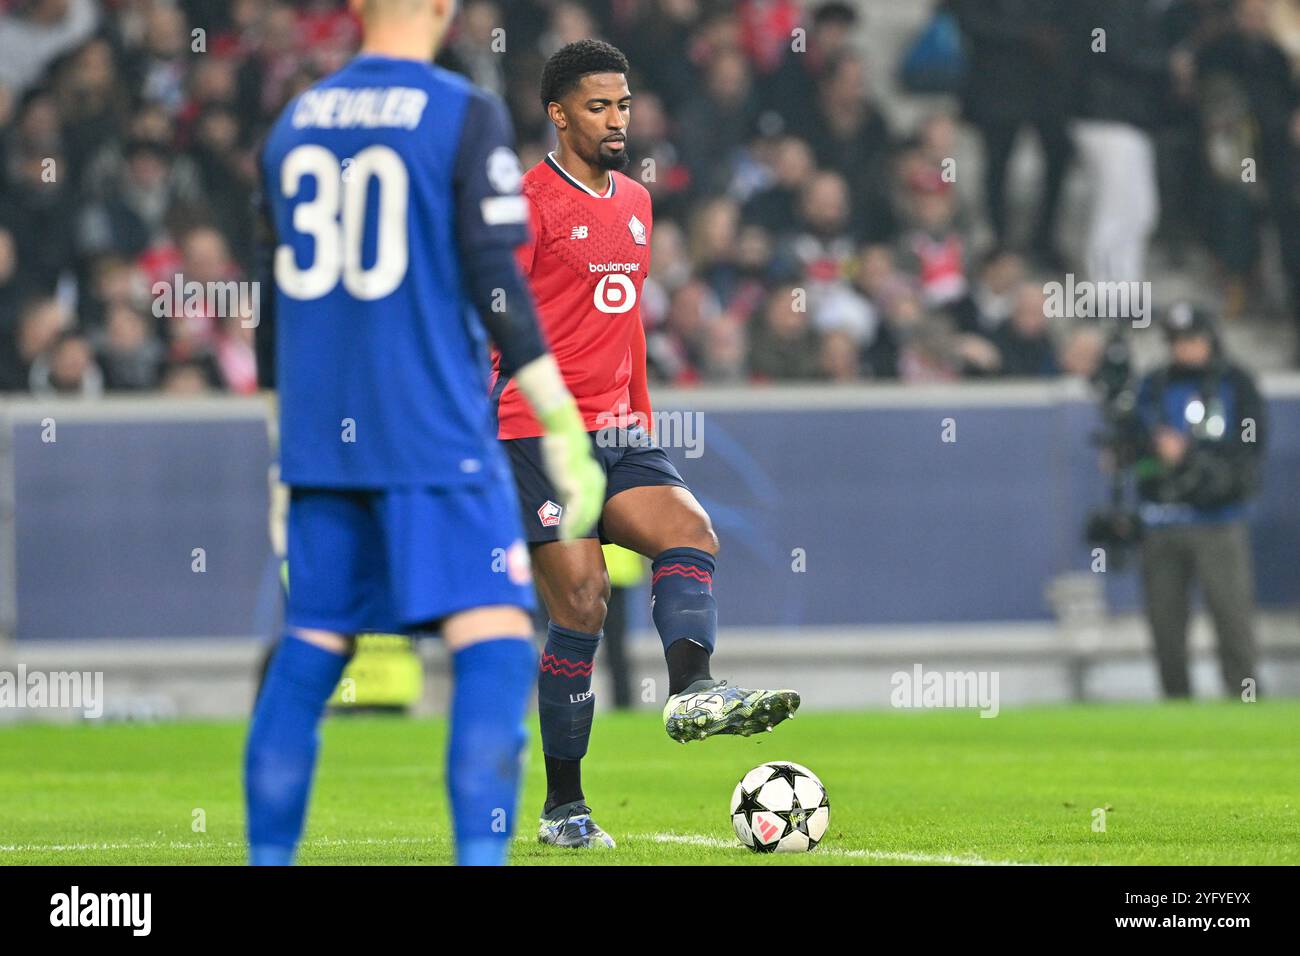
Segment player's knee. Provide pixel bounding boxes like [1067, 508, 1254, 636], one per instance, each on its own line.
[680, 518, 719, 556]
[553, 573, 610, 633]
[444, 605, 533, 650]
[289, 627, 355, 656]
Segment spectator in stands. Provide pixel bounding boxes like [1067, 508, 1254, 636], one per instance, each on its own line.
[743, 135, 816, 236]
[0, 227, 24, 384]
[951, 0, 1072, 266]
[813, 283, 877, 353]
[763, 1, 860, 137]
[626, 89, 691, 222]
[820, 328, 861, 382]
[213, 314, 258, 395]
[992, 284, 1059, 378]
[950, 248, 1027, 335]
[1057, 323, 1107, 379]
[699, 314, 749, 384]
[160, 358, 217, 395]
[715, 222, 774, 329]
[1068, 0, 1172, 285]
[441, 0, 508, 98]
[51, 37, 128, 185]
[896, 172, 969, 310]
[97, 303, 163, 392]
[77, 254, 145, 331]
[1195, 0, 1300, 342]
[4, 298, 64, 391]
[897, 310, 962, 383]
[799, 51, 895, 241]
[5, 89, 77, 295]
[784, 170, 857, 300]
[189, 104, 256, 265]
[130, 1, 192, 116]
[689, 197, 744, 308]
[0, 0, 99, 97]
[80, 103, 198, 205]
[159, 224, 241, 364]
[0, 0, 1290, 392]
[176, 55, 240, 145]
[749, 283, 822, 382]
[677, 46, 758, 198]
[655, 278, 721, 385]
[30, 328, 102, 396]
[236, 2, 313, 122]
[78, 136, 198, 263]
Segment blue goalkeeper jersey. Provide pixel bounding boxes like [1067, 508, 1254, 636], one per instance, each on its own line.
[262, 55, 529, 487]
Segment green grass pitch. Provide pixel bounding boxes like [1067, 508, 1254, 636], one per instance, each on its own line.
[2, 700, 1297, 865]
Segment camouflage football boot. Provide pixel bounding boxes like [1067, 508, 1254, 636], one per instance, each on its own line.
[662, 679, 800, 743]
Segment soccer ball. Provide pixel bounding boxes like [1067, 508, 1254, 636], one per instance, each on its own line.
[730, 761, 830, 853]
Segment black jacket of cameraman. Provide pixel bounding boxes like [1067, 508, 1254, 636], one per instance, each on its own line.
[1133, 358, 1265, 526]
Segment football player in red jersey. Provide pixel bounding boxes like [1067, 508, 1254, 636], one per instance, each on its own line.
[490, 40, 800, 849]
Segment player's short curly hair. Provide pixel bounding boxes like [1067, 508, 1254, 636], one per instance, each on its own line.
[539, 39, 630, 109]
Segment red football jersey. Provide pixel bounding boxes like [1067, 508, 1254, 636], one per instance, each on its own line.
[492, 155, 653, 439]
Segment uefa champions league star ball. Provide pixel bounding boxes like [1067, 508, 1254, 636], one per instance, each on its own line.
[730, 761, 830, 853]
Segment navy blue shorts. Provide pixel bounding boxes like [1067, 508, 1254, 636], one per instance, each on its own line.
[503, 426, 688, 544]
[285, 482, 535, 635]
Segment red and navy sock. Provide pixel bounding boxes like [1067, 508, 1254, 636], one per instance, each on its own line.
[651, 547, 717, 695]
[537, 622, 599, 812]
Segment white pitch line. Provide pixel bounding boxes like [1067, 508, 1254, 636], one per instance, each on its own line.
[642, 832, 1055, 866]
[0, 836, 441, 853]
[2, 832, 1070, 866]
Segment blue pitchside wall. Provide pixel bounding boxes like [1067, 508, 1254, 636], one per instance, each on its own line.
[5, 386, 1297, 641]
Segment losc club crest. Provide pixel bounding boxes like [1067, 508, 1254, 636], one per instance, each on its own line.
[628, 214, 646, 246]
[537, 500, 563, 528]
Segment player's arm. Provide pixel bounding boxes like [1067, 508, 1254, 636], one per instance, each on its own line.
[629, 203, 652, 432]
[252, 176, 277, 394]
[452, 89, 604, 538]
[628, 317, 652, 432]
[251, 161, 288, 558]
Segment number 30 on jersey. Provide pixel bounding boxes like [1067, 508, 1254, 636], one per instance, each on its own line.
[274, 144, 410, 302]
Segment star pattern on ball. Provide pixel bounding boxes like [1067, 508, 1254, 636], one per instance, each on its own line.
[777, 792, 812, 840]
[733, 784, 768, 821]
[765, 763, 804, 789]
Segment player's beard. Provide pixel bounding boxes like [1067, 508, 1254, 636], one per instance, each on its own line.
[594, 139, 630, 171]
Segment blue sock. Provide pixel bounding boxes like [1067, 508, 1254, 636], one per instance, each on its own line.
[244, 633, 349, 865]
[537, 623, 600, 762]
[448, 637, 537, 866]
[651, 547, 718, 656]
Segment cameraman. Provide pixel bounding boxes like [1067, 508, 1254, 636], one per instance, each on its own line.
[1134, 304, 1264, 699]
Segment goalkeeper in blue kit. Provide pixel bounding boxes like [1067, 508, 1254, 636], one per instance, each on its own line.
[245, 0, 604, 867]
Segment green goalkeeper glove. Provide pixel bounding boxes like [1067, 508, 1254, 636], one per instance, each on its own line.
[517, 355, 606, 539]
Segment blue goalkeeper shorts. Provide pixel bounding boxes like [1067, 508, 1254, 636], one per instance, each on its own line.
[285, 481, 534, 635]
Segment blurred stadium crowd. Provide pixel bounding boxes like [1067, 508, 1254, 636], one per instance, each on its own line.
[0, 0, 1298, 397]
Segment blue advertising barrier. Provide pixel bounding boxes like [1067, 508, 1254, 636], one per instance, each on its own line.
[4, 383, 1296, 641]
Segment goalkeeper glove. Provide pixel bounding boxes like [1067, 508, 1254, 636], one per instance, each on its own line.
[515, 355, 606, 539]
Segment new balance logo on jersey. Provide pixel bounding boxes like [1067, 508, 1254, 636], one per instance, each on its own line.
[570, 225, 588, 239]
[538, 500, 563, 528]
